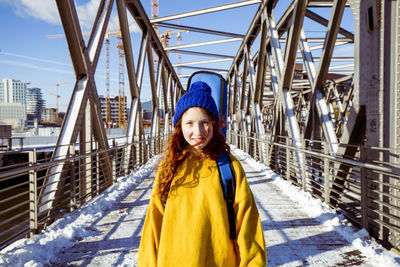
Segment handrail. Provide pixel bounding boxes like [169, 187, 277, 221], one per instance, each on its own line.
[1, 131, 399, 250]
[228, 130, 400, 250]
[0, 134, 167, 250]
[237, 132, 397, 176]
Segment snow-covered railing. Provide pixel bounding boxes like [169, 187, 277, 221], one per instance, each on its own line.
[0, 134, 167, 250]
[228, 130, 400, 250]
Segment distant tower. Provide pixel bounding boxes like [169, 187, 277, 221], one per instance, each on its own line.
[0, 78, 27, 104]
[26, 87, 45, 123]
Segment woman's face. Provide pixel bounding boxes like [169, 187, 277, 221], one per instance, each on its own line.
[181, 107, 214, 150]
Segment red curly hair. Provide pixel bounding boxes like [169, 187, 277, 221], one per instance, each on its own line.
[156, 111, 229, 202]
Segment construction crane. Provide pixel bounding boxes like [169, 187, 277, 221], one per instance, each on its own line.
[105, 31, 111, 128]
[159, 29, 188, 51]
[35, 82, 67, 120]
[159, 29, 188, 75]
[49, 82, 67, 120]
[104, 30, 126, 128]
[46, 31, 126, 128]
[117, 34, 126, 129]
[177, 31, 182, 75]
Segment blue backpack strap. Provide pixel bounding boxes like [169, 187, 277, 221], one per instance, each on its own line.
[217, 151, 236, 239]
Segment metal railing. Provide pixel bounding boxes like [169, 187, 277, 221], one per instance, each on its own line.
[0, 134, 167, 250]
[2, 130, 399, 249]
[228, 130, 400, 249]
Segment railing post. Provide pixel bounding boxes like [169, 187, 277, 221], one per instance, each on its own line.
[19, 137, 24, 150]
[286, 137, 290, 181]
[132, 142, 136, 171]
[156, 135, 159, 155]
[360, 145, 368, 229]
[29, 149, 38, 236]
[301, 138, 307, 191]
[159, 135, 162, 154]
[153, 135, 157, 156]
[8, 137, 12, 150]
[124, 136, 129, 175]
[119, 138, 125, 177]
[137, 135, 142, 167]
[70, 144, 77, 211]
[143, 136, 147, 164]
[150, 135, 153, 159]
[265, 134, 271, 168]
[324, 142, 331, 203]
[95, 142, 100, 195]
[254, 134, 258, 161]
[112, 139, 117, 183]
[264, 136, 269, 166]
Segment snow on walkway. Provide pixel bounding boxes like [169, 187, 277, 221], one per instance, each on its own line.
[1, 148, 399, 266]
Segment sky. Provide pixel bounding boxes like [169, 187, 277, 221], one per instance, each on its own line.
[0, 1, 354, 113]
[0, 0, 259, 112]
[0, 146, 398, 266]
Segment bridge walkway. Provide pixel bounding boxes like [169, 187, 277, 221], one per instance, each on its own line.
[4, 149, 399, 266]
[41, 148, 394, 267]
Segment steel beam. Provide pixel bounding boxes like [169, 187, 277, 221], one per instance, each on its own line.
[40, 0, 114, 213]
[164, 37, 243, 51]
[150, 0, 261, 23]
[303, 0, 347, 154]
[168, 49, 235, 59]
[266, 5, 307, 184]
[172, 58, 232, 67]
[154, 22, 245, 38]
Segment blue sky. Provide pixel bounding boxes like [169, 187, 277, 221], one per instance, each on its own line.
[0, 1, 353, 112]
[0, 0, 260, 112]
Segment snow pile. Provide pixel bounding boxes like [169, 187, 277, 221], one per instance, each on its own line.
[0, 156, 160, 267]
[231, 145, 400, 267]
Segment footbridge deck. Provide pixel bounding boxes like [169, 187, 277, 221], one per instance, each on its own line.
[1, 0, 400, 264]
[1, 148, 398, 266]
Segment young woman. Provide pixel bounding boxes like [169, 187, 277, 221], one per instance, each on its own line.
[138, 81, 266, 266]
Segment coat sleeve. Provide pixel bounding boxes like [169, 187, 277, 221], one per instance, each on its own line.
[230, 156, 267, 267]
[137, 169, 165, 267]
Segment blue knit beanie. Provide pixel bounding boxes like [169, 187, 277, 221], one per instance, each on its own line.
[173, 81, 219, 126]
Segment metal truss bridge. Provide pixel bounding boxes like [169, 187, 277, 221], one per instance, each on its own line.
[1, 0, 400, 254]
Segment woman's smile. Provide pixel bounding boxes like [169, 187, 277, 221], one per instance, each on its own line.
[181, 107, 214, 150]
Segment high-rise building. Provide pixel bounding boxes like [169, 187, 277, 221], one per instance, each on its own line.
[99, 95, 127, 128]
[0, 79, 28, 130]
[42, 108, 57, 123]
[26, 87, 45, 125]
[0, 78, 27, 104]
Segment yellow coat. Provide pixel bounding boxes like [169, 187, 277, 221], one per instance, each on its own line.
[138, 153, 266, 266]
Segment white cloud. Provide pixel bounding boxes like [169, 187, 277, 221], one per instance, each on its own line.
[76, 0, 102, 31]
[19, 0, 59, 24]
[6, 0, 140, 33]
[0, 59, 73, 74]
[0, 51, 71, 66]
[107, 10, 141, 33]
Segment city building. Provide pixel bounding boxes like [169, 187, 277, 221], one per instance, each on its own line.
[0, 79, 28, 130]
[99, 95, 127, 128]
[41, 108, 57, 124]
[0, 78, 27, 104]
[0, 103, 27, 129]
[26, 87, 45, 126]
